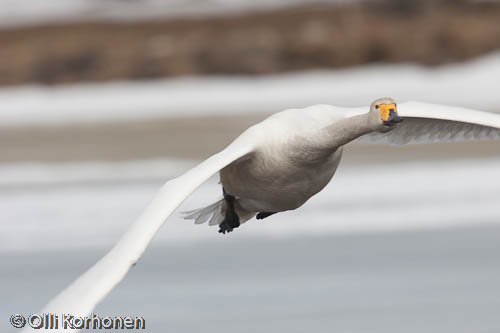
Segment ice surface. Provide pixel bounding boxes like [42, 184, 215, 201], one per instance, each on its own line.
[2, 157, 500, 253]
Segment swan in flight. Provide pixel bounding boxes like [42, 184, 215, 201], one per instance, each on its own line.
[38, 98, 500, 325]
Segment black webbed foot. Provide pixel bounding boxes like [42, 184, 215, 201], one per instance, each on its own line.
[256, 212, 276, 220]
[219, 188, 240, 235]
[218, 221, 234, 234]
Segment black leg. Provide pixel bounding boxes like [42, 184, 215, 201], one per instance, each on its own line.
[256, 212, 276, 220]
[219, 188, 240, 234]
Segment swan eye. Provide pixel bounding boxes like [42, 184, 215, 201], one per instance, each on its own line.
[375, 105, 379, 110]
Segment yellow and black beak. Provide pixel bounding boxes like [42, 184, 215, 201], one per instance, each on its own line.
[377, 103, 403, 126]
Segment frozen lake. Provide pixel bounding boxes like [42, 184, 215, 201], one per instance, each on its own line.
[2, 156, 500, 253]
[4, 226, 500, 332]
[2, 155, 500, 333]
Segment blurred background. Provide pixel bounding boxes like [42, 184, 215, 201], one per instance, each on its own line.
[2, 0, 500, 332]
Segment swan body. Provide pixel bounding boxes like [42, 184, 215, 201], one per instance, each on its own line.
[34, 98, 500, 329]
[220, 142, 344, 214]
[220, 105, 346, 219]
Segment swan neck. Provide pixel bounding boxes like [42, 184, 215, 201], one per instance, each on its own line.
[324, 113, 374, 149]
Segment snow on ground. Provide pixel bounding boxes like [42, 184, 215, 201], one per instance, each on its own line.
[2, 0, 497, 27]
[1, 52, 499, 127]
[0, 0, 354, 27]
[2, 156, 500, 253]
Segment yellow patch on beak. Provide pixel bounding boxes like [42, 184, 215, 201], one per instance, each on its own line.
[378, 103, 397, 121]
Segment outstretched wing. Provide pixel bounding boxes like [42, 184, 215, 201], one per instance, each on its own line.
[38, 126, 260, 320]
[360, 101, 500, 145]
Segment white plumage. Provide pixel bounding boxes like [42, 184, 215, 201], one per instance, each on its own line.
[361, 102, 500, 144]
[33, 99, 500, 330]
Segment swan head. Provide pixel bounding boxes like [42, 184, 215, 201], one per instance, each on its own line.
[370, 97, 403, 132]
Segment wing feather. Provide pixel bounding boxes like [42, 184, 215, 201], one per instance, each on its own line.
[38, 126, 259, 321]
[360, 102, 500, 145]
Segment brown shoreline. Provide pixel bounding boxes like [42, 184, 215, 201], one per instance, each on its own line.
[2, 113, 499, 164]
[2, 2, 500, 86]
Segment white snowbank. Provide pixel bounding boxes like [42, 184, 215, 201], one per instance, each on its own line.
[1, 52, 499, 127]
[0, 159, 196, 188]
[0, 0, 352, 27]
[2, 156, 500, 252]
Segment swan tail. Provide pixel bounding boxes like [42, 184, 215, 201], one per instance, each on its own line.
[182, 198, 255, 226]
[182, 199, 224, 225]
